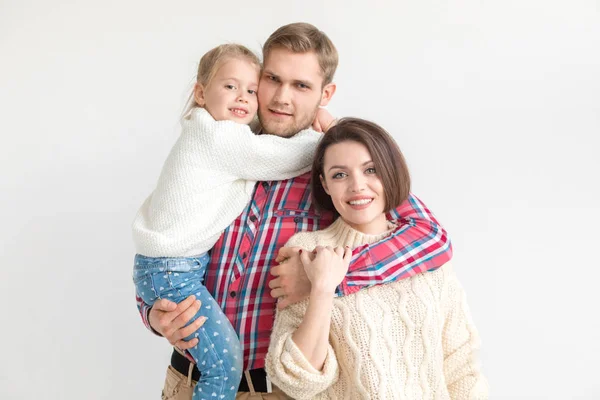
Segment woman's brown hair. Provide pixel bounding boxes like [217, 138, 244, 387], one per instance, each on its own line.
[311, 118, 411, 214]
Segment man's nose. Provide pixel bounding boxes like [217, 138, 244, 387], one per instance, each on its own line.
[273, 84, 291, 106]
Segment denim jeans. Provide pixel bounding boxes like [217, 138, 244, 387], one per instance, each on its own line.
[134, 253, 243, 400]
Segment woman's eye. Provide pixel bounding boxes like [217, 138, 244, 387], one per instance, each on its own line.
[332, 172, 346, 179]
[366, 167, 377, 174]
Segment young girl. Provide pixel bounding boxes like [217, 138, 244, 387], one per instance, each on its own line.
[265, 118, 488, 399]
[132, 44, 321, 399]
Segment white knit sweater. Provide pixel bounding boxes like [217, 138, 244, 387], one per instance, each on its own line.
[132, 108, 321, 257]
[265, 218, 488, 400]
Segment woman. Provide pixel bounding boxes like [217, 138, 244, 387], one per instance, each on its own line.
[265, 118, 488, 399]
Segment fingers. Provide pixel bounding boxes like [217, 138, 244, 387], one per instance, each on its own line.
[270, 263, 282, 277]
[299, 249, 311, 267]
[270, 288, 285, 299]
[277, 297, 291, 310]
[153, 298, 178, 312]
[268, 277, 281, 289]
[170, 315, 207, 345]
[175, 337, 198, 350]
[168, 299, 201, 336]
[173, 295, 197, 314]
[277, 293, 308, 310]
[275, 247, 300, 263]
[343, 246, 353, 263]
[312, 117, 323, 133]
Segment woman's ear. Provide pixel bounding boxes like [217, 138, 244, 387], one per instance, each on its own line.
[194, 83, 206, 107]
[320, 174, 330, 195]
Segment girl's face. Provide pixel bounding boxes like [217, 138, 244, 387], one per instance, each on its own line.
[320, 141, 388, 234]
[195, 57, 259, 124]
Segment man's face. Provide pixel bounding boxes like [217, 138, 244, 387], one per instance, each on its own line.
[257, 48, 335, 137]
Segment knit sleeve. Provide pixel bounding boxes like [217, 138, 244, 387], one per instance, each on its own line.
[442, 266, 489, 399]
[189, 109, 321, 181]
[265, 302, 339, 400]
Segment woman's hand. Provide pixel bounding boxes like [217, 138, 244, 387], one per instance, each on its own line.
[300, 246, 352, 294]
[311, 108, 337, 133]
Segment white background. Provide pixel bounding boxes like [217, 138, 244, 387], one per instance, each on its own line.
[1, 0, 599, 399]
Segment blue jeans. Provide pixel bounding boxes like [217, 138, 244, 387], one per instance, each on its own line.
[133, 253, 243, 400]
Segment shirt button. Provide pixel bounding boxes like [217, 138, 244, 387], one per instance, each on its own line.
[249, 215, 257, 222]
[230, 291, 236, 298]
[293, 216, 302, 223]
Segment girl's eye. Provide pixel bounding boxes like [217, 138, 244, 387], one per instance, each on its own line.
[248, 89, 256, 95]
[332, 172, 347, 179]
[225, 84, 236, 90]
[366, 167, 377, 174]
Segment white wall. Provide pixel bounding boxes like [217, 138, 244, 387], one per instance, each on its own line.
[1, 0, 599, 399]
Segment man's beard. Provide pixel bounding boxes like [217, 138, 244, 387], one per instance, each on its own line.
[258, 102, 320, 138]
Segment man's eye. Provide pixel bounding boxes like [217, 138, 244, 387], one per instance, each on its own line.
[297, 83, 309, 89]
[268, 75, 277, 81]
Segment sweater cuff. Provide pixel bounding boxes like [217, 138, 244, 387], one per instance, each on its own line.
[281, 335, 338, 384]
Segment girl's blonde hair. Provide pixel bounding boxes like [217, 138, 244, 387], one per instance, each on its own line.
[181, 44, 261, 118]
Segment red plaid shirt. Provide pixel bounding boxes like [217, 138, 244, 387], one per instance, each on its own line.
[137, 172, 452, 370]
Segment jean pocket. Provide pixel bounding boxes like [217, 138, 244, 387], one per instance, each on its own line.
[166, 269, 205, 296]
[133, 270, 157, 304]
[163, 257, 206, 294]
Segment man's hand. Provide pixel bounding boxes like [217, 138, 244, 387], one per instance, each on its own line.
[148, 295, 206, 350]
[270, 247, 313, 309]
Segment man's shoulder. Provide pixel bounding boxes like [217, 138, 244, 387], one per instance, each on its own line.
[260, 172, 313, 209]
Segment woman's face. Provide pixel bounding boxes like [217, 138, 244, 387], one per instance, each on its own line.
[320, 141, 388, 234]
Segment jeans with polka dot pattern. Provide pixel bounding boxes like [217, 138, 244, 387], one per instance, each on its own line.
[134, 253, 243, 400]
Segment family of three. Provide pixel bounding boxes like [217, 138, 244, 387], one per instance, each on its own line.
[132, 22, 488, 399]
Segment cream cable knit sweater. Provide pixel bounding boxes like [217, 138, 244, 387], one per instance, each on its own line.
[265, 218, 488, 400]
[132, 108, 321, 257]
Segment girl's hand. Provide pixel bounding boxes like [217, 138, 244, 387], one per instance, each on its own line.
[311, 108, 337, 133]
[299, 246, 352, 294]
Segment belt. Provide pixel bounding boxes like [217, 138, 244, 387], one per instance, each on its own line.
[170, 348, 269, 392]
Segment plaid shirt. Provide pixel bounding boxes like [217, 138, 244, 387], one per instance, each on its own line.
[136, 172, 452, 370]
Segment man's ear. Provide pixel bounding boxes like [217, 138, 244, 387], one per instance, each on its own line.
[194, 83, 206, 107]
[320, 174, 330, 195]
[319, 82, 336, 107]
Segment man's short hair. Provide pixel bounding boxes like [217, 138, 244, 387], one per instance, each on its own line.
[263, 22, 339, 86]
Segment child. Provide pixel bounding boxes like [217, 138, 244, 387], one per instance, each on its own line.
[132, 44, 321, 399]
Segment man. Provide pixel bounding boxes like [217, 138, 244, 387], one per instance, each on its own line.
[136, 22, 452, 400]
